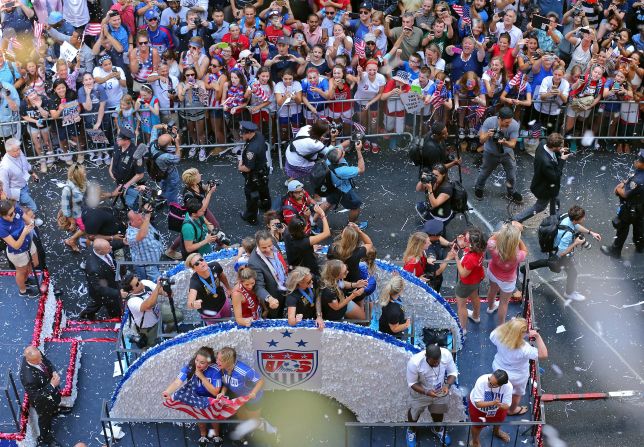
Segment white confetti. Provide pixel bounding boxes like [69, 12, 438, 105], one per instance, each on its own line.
[551, 364, 563, 376]
[566, 176, 575, 185]
[576, 380, 583, 388]
[556, 325, 566, 334]
[581, 130, 595, 147]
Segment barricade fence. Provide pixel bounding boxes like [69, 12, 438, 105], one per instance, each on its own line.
[0, 371, 23, 434]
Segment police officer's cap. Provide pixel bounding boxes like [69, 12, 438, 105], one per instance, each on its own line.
[117, 128, 135, 140]
[423, 219, 444, 236]
[239, 121, 258, 133]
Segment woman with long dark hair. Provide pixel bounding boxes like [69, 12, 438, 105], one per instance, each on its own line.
[283, 207, 330, 279]
[452, 227, 487, 335]
[414, 163, 453, 227]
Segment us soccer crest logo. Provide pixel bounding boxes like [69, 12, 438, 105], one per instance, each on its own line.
[257, 350, 318, 388]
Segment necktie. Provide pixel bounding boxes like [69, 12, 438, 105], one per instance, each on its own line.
[38, 362, 49, 375]
[105, 255, 115, 272]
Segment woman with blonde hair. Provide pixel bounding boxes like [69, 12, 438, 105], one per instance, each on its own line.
[185, 253, 232, 325]
[486, 222, 528, 325]
[61, 164, 88, 253]
[320, 259, 365, 321]
[230, 266, 263, 327]
[285, 267, 325, 329]
[490, 317, 548, 417]
[327, 222, 373, 291]
[378, 275, 410, 339]
[402, 232, 430, 280]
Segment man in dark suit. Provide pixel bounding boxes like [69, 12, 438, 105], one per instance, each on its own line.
[247, 230, 287, 319]
[19, 346, 72, 447]
[79, 238, 125, 320]
[513, 133, 572, 223]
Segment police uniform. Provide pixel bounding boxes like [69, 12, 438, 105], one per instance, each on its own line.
[603, 154, 644, 256]
[239, 121, 270, 224]
[112, 128, 145, 210]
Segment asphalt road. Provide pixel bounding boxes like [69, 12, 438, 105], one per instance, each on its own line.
[23, 139, 644, 446]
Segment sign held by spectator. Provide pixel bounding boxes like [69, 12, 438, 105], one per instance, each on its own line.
[400, 91, 424, 114]
[60, 41, 79, 63]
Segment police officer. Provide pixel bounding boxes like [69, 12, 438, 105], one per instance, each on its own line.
[238, 121, 270, 225]
[601, 150, 644, 258]
[109, 128, 145, 210]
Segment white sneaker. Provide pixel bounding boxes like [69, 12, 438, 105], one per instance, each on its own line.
[486, 301, 500, 314]
[467, 309, 480, 323]
[198, 148, 207, 162]
[564, 291, 586, 302]
[188, 147, 197, 158]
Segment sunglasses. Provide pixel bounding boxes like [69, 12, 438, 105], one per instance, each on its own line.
[325, 11, 335, 15]
[186, 73, 196, 77]
[366, 41, 376, 45]
[132, 280, 141, 288]
[360, 10, 370, 15]
[138, 41, 149, 45]
[189, 45, 200, 49]
[210, 64, 220, 68]
[147, 17, 158, 22]
[192, 258, 204, 267]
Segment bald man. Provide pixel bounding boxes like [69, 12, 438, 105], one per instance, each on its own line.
[149, 123, 182, 204]
[20, 346, 72, 447]
[79, 239, 125, 320]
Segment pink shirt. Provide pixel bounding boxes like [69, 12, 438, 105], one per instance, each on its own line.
[487, 239, 526, 283]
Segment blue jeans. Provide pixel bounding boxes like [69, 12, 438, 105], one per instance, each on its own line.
[19, 186, 38, 212]
[134, 264, 161, 282]
[160, 168, 180, 204]
[124, 186, 140, 211]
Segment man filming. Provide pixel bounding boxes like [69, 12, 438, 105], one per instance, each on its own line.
[149, 122, 182, 204]
[474, 107, 522, 203]
[126, 204, 164, 282]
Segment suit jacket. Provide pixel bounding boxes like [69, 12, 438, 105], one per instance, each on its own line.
[19, 355, 61, 410]
[530, 143, 566, 200]
[248, 249, 287, 304]
[85, 251, 120, 302]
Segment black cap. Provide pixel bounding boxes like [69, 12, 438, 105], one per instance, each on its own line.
[239, 121, 258, 133]
[117, 128, 135, 140]
[359, 1, 373, 10]
[431, 122, 446, 135]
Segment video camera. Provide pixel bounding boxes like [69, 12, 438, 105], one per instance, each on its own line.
[139, 187, 164, 210]
[162, 120, 178, 139]
[210, 228, 231, 246]
[349, 131, 365, 151]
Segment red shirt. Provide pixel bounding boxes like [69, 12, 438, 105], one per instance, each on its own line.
[403, 256, 427, 278]
[265, 25, 292, 45]
[459, 249, 485, 285]
[383, 79, 410, 117]
[315, 0, 350, 9]
[236, 284, 261, 320]
[222, 34, 250, 59]
[282, 191, 312, 233]
[491, 45, 516, 78]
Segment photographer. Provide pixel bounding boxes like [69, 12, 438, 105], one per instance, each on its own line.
[284, 208, 330, 279]
[147, 63, 180, 125]
[474, 107, 522, 203]
[235, 49, 260, 83]
[415, 123, 461, 171]
[601, 150, 644, 258]
[325, 141, 367, 229]
[181, 197, 221, 258]
[285, 121, 343, 181]
[121, 274, 173, 349]
[126, 205, 164, 282]
[178, 10, 214, 53]
[524, 205, 602, 302]
[414, 163, 453, 227]
[150, 123, 182, 204]
[282, 180, 319, 234]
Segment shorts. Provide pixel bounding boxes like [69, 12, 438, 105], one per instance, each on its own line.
[346, 300, 357, 314]
[384, 114, 405, 133]
[508, 374, 529, 396]
[565, 106, 592, 119]
[304, 107, 327, 121]
[616, 120, 637, 138]
[408, 391, 450, 419]
[200, 299, 232, 324]
[75, 217, 86, 232]
[229, 391, 262, 411]
[132, 80, 145, 93]
[486, 267, 516, 294]
[28, 126, 49, 139]
[454, 280, 480, 298]
[209, 108, 224, 119]
[251, 110, 271, 126]
[278, 113, 303, 126]
[325, 188, 362, 210]
[7, 242, 37, 268]
[327, 109, 353, 120]
[284, 161, 314, 180]
[468, 400, 508, 424]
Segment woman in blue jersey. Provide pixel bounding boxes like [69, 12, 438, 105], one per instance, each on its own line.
[163, 346, 224, 447]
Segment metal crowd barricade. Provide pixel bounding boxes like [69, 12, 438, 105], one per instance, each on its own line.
[0, 371, 23, 434]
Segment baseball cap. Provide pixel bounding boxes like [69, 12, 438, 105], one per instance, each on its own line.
[363, 33, 376, 43]
[267, 9, 281, 18]
[392, 70, 411, 85]
[276, 36, 290, 45]
[238, 49, 252, 59]
[423, 220, 444, 236]
[287, 180, 304, 192]
[359, 1, 373, 10]
[144, 10, 159, 21]
[48, 11, 64, 25]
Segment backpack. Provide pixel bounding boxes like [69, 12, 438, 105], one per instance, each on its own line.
[309, 161, 339, 197]
[537, 213, 572, 253]
[145, 146, 168, 181]
[449, 180, 469, 214]
[167, 202, 186, 233]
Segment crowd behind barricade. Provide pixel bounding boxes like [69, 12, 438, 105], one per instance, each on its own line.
[1, 0, 643, 446]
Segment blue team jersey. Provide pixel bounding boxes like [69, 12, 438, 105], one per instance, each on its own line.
[301, 77, 329, 108]
[216, 361, 263, 401]
[178, 364, 221, 397]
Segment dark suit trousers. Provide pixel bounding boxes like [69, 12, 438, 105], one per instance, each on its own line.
[514, 196, 559, 223]
[33, 394, 60, 442]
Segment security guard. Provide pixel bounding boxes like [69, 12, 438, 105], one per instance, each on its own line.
[601, 149, 644, 258]
[109, 128, 145, 210]
[238, 121, 270, 225]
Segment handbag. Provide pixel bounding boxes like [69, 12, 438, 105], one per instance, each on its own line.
[422, 327, 451, 348]
[167, 202, 186, 232]
[57, 186, 77, 232]
[569, 96, 595, 113]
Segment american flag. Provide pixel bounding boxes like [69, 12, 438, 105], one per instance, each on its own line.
[430, 81, 446, 109]
[251, 82, 270, 103]
[452, 4, 471, 25]
[163, 384, 250, 420]
[34, 22, 44, 48]
[354, 40, 366, 59]
[474, 105, 487, 119]
[530, 120, 541, 138]
[8, 36, 22, 49]
[508, 72, 527, 94]
[84, 23, 103, 37]
[341, 117, 366, 134]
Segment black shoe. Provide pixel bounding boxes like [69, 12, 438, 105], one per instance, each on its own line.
[600, 245, 621, 258]
[19, 286, 40, 297]
[26, 276, 38, 286]
[78, 310, 96, 320]
[474, 188, 484, 201]
[57, 406, 73, 415]
[507, 191, 523, 203]
[239, 212, 257, 225]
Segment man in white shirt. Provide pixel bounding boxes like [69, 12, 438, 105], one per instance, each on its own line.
[405, 344, 458, 446]
[469, 370, 513, 447]
[0, 139, 39, 212]
[489, 9, 523, 48]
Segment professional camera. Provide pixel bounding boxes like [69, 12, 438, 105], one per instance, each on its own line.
[389, 16, 402, 27]
[167, 88, 176, 96]
[193, 17, 202, 27]
[162, 120, 178, 139]
[128, 332, 148, 349]
[139, 188, 164, 209]
[242, 58, 252, 67]
[205, 179, 222, 189]
[211, 229, 231, 246]
[485, 35, 498, 50]
[574, 233, 592, 249]
[349, 132, 365, 151]
[159, 276, 175, 294]
[497, 11, 506, 19]
[492, 128, 505, 153]
[420, 169, 437, 185]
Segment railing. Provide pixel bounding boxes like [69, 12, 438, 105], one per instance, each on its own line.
[0, 371, 23, 435]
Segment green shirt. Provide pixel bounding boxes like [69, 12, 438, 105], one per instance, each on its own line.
[181, 214, 211, 255]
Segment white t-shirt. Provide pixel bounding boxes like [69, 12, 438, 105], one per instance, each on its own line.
[535, 76, 569, 115]
[411, 78, 435, 115]
[127, 280, 160, 329]
[63, 0, 90, 27]
[493, 24, 522, 48]
[160, 6, 188, 27]
[285, 125, 332, 168]
[327, 36, 354, 57]
[490, 329, 538, 383]
[482, 70, 504, 96]
[354, 72, 386, 101]
[373, 25, 387, 55]
[406, 348, 458, 396]
[275, 81, 303, 117]
[470, 374, 513, 416]
[149, 75, 180, 110]
[92, 66, 126, 109]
